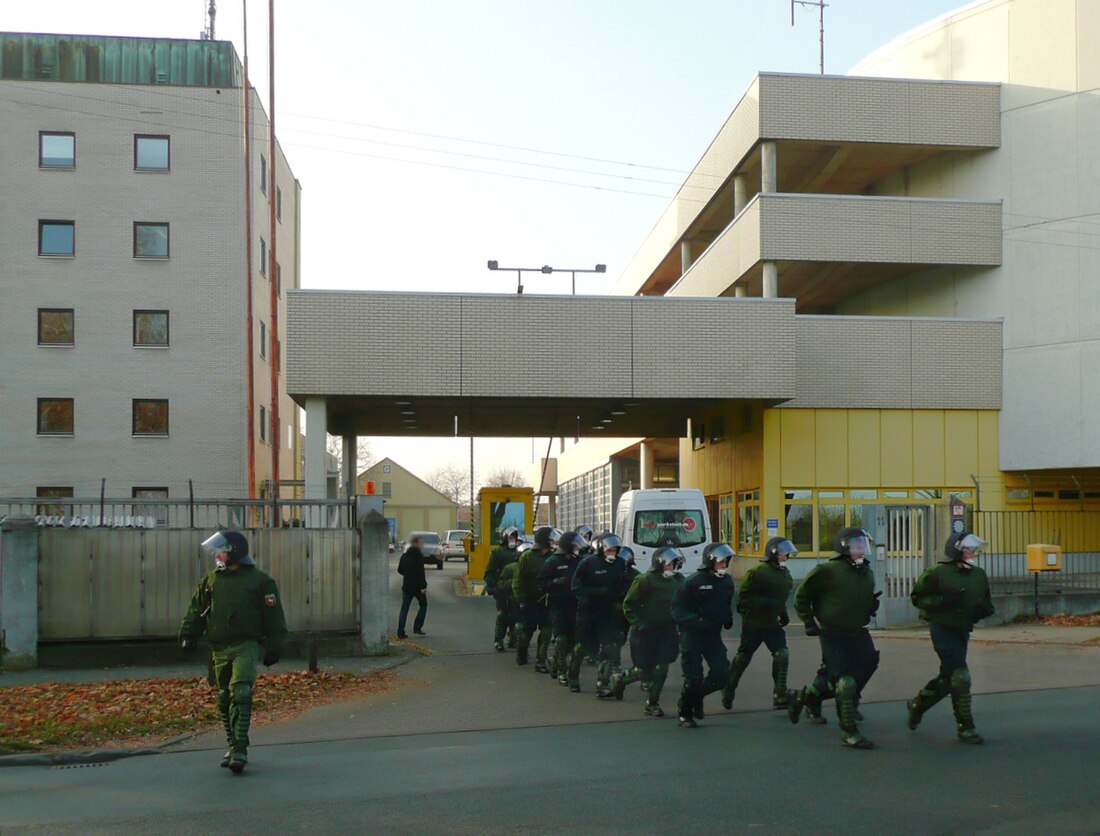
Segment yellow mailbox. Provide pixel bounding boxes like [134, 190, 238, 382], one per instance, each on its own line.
[1027, 543, 1062, 572]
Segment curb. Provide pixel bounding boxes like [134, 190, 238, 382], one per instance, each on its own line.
[0, 647, 421, 768]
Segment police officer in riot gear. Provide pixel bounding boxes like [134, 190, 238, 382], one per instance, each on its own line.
[513, 526, 560, 670]
[788, 527, 881, 750]
[570, 533, 631, 696]
[671, 543, 736, 728]
[907, 531, 995, 743]
[611, 546, 685, 716]
[539, 530, 585, 684]
[485, 526, 521, 651]
[722, 536, 795, 711]
[575, 524, 595, 553]
[179, 530, 286, 773]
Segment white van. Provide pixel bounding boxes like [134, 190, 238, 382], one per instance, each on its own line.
[614, 488, 713, 573]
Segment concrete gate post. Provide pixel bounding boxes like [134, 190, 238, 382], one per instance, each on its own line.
[359, 509, 390, 654]
[1, 515, 39, 670]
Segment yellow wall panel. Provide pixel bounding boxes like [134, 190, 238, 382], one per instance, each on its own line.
[814, 410, 849, 485]
[912, 411, 946, 486]
[944, 411, 979, 485]
[780, 410, 816, 486]
[762, 409, 783, 528]
[880, 411, 914, 486]
[847, 411, 882, 486]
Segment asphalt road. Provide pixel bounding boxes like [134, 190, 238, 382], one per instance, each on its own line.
[5, 558, 1100, 834]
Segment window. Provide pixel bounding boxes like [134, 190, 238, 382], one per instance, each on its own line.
[692, 422, 706, 450]
[260, 238, 267, 275]
[719, 494, 734, 544]
[39, 131, 75, 168]
[133, 399, 169, 436]
[276, 262, 282, 296]
[817, 491, 845, 556]
[259, 321, 267, 358]
[134, 222, 169, 258]
[287, 423, 294, 449]
[134, 135, 170, 171]
[133, 310, 169, 347]
[632, 509, 707, 548]
[783, 490, 813, 553]
[260, 154, 267, 194]
[39, 220, 74, 256]
[276, 339, 281, 371]
[37, 398, 74, 435]
[709, 416, 726, 445]
[259, 405, 268, 442]
[132, 487, 169, 525]
[737, 490, 761, 554]
[276, 186, 282, 221]
[37, 486, 73, 517]
[382, 481, 392, 498]
[38, 308, 74, 346]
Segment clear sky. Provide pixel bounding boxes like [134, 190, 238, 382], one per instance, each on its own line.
[5, 0, 969, 485]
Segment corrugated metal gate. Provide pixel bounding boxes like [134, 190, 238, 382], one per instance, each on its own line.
[874, 504, 932, 626]
[38, 527, 359, 641]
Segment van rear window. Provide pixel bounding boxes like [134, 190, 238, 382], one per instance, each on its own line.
[633, 510, 706, 547]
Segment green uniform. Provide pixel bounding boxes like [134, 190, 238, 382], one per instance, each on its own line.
[513, 548, 552, 667]
[794, 556, 877, 636]
[614, 570, 683, 712]
[513, 549, 548, 604]
[179, 565, 287, 764]
[724, 559, 794, 709]
[907, 561, 995, 741]
[485, 545, 519, 648]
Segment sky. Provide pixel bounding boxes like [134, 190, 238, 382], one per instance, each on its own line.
[5, 0, 968, 486]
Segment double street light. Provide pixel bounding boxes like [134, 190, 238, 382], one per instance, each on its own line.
[487, 260, 606, 295]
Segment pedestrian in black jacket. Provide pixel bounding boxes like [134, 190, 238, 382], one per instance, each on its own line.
[397, 536, 428, 639]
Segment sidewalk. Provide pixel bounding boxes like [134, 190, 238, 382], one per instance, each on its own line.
[883, 622, 1100, 646]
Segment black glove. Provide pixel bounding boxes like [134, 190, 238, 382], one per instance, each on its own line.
[724, 620, 733, 631]
[804, 620, 821, 637]
[180, 638, 197, 651]
[871, 591, 882, 616]
[779, 611, 790, 628]
[262, 651, 280, 667]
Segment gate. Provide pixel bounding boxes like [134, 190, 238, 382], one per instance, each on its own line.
[871, 504, 932, 626]
[37, 526, 360, 641]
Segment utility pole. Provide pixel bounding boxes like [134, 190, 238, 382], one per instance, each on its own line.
[791, 0, 827, 74]
[242, 0, 257, 498]
[268, 0, 280, 498]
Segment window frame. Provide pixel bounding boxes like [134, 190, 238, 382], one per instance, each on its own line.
[259, 321, 267, 359]
[134, 134, 171, 172]
[276, 185, 282, 221]
[132, 399, 169, 437]
[38, 220, 75, 257]
[37, 397, 74, 436]
[133, 222, 170, 259]
[259, 405, 268, 443]
[259, 237, 267, 276]
[131, 486, 170, 525]
[260, 154, 268, 194]
[39, 131, 76, 169]
[36, 486, 74, 517]
[37, 308, 75, 347]
[133, 310, 170, 348]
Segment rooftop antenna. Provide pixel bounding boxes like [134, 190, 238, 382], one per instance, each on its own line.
[201, 0, 217, 40]
[791, 0, 827, 74]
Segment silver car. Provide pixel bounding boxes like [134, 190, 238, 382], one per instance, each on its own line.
[409, 531, 444, 570]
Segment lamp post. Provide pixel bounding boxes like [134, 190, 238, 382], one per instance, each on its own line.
[487, 261, 606, 295]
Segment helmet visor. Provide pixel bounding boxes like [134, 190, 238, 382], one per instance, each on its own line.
[847, 534, 873, 558]
[958, 533, 986, 555]
[201, 532, 230, 554]
[774, 539, 798, 558]
[708, 543, 736, 563]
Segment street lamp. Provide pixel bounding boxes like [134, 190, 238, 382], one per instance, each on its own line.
[488, 260, 606, 295]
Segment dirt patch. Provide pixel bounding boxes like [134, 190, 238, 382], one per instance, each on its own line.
[0, 669, 395, 755]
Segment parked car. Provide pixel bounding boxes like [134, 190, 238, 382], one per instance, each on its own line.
[409, 531, 444, 570]
[442, 529, 470, 562]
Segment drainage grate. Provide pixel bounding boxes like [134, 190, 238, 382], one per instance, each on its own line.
[53, 761, 112, 770]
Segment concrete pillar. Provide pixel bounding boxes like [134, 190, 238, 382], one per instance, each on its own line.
[305, 397, 328, 501]
[342, 434, 357, 498]
[640, 441, 655, 490]
[762, 261, 779, 298]
[548, 495, 557, 528]
[1, 516, 39, 670]
[734, 285, 747, 298]
[733, 174, 748, 215]
[358, 508, 390, 654]
[761, 141, 777, 193]
[680, 240, 693, 274]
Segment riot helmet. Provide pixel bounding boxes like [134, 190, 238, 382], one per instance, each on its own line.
[575, 524, 595, 543]
[201, 530, 255, 570]
[765, 537, 798, 567]
[835, 527, 873, 564]
[702, 542, 736, 576]
[559, 530, 585, 556]
[651, 546, 685, 576]
[944, 531, 986, 567]
[533, 526, 562, 552]
[500, 526, 520, 547]
[517, 542, 534, 555]
[620, 546, 636, 567]
[600, 534, 623, 563]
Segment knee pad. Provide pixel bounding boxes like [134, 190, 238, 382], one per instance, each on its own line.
[218, 689, 231, 709]
[732, 652, 751, 668]
[950, 667, 971, 690]
[231, 683, 253, 705]
[771, 647, 789, 662]
[686, 677, 705, 694]
[835, 676, 858, 699]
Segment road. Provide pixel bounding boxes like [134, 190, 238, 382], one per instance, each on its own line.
[4, 557, 1100, 833]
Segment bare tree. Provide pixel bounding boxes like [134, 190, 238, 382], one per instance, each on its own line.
[484, 465, 529, 488]
[426, 464, 469, 505]
[326, 436, 375, 477]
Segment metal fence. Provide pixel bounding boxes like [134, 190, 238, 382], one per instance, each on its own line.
[0, 496, 355, 530]
[973, 510, 1100, 593]
[36, 526, 359, 641]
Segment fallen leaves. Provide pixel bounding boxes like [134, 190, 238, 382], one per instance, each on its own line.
[0, 669, 395, 755]
[1012, 612, 1100, 627]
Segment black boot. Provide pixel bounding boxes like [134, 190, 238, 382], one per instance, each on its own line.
[950, 668, 984, 744]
